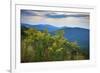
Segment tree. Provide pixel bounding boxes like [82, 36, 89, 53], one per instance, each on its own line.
[21, 27, 86, 62]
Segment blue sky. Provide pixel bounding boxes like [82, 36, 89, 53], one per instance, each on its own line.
[21, 10, 89, 29]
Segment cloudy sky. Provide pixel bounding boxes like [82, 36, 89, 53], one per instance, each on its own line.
[21, 10, 89, 29]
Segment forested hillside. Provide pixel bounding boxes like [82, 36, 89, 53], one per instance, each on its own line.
[21, 26, 88, 63]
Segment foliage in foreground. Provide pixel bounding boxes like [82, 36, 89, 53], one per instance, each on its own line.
[21, 27, 87, 63]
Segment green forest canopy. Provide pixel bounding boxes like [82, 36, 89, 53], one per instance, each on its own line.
[21, 27, 88, 63]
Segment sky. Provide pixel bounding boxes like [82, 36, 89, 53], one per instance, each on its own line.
[21, 10, 90, 29]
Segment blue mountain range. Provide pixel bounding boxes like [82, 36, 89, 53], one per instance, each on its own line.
[21, 23, 89, 53]
[21, 23, 59, 32]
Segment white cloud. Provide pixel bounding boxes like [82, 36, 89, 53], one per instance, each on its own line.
[21, 11, 89, 29]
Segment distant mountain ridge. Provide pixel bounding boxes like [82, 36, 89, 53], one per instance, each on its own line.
[21, 23, 59, 32]
[60, 27, 89, 50]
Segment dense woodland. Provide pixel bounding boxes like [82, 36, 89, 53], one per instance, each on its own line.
[21, 26, 88, 63]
